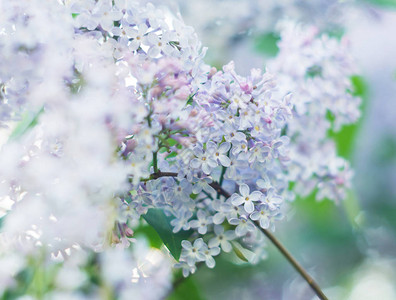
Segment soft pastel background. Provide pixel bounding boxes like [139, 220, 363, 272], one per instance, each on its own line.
[159, 0, 396, 299]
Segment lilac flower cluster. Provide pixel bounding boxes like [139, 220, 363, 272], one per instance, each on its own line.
[269, 21, 361, 202]
[0, 0, 361, 296]
[127, 60, 293, 273]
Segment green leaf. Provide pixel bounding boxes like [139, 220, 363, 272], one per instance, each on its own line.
[165, 151, 178, 160]
[8, 107, 44, 142]
[253, 32, 280, 57]
[231, 242, 249, 262]
[143, 208, 192, 260]
[134, 223, 163, 249]
[168, 276, 205, 300]
[166, 138, 178, 147]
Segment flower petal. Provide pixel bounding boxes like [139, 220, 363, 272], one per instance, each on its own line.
[239, 184, 249, 196]
[244, 200, 255, 214]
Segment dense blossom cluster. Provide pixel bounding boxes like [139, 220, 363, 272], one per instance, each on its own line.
[0, 0, 360, 298]
[269, 21, 361, 201]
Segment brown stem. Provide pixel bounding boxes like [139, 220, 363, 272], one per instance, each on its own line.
[256, 224, 328, 300]
[150, 172, 328, 300]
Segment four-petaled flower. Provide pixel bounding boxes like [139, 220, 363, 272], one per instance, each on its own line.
[231, 184, 262, 213]
[181, 238, 206, 267]
[190, 144, 218, 175]
[208, 225, 235, 253]
[229, 216, 256, 237]
[189, 210, 213, 235]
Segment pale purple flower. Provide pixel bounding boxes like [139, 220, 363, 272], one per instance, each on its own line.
[129, 23, 148, 51]
[210, 142, 231, 167]
[251, 206, 283, 231]
[174, 261, 197, 278]
[192, 177, 216, 195]
[229, 216, 256, 237]
[231, 184, 262, 214]
[189, 210, 213, 235]
[146, 32, 176, 58]
[261, 188, 283, 211]
[208, 225, 235, 253]
[180, 238, 206, 267]
[190, 144, 218, 175]
[170, 209, 193, 233]
[201, 244, 221, 268]
[212, 200, 232, 224]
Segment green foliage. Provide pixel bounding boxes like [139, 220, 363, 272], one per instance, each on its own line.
[143, 208, 193, 260]
[166, 151, 178, 160]
[362, 0, 396, 8]
[168, 276, 205, 300]
[375, 135, 396, 164]
[231, 242, 249, 263]
[134, 222, 164, 249]
[1, 267, 35, 300]
[8, 107, 44, 142]
[253, 32, 280, 57]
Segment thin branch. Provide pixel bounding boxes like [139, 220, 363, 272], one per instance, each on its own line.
[150, 171, 328, 300]
[255, 223, 328, 300]
[152, 151, 158, 173]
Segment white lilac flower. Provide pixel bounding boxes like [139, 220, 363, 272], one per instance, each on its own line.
[169, 178, 192, 202]
[190, 144, 218, 175]
[128, 23, 148, 51]
[210, 142, 231, 167]
[251, 206, 284, 231]
[248, 143, 271, 164]
[250, 205, 272, 229]
[208, 225, 235, 253]
[227, 202, 246, 220]
[174, 261, 197, 278]
[261, 188, 283, 211]
[170, 209, 193, 233]
[192, 177, 216, 195]
[231, 184, 262, 214]
[146, 32, 176, 58]
[201, 244, 221, 268]
[180, 238, 206, 267]
[256, 176, 272, 192]
[229, 216, 256, 237]
[229, 93, 250, 112]
[223, 122, 245, 143]
[189, 210, 213, 235]
[231, 139, 249, 156]
[212, 200, 233, 224]
[225, 155, 249, 179]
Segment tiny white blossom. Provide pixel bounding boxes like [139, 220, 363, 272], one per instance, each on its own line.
[189, 210, 213, 235]
[208, 225, 235, 253]
[180, 238, 206, 267]
[231, 184, 262, 213]
[229, 216, 256, 237]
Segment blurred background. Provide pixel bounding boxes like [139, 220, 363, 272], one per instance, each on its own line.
[153, 0, 396, 299]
